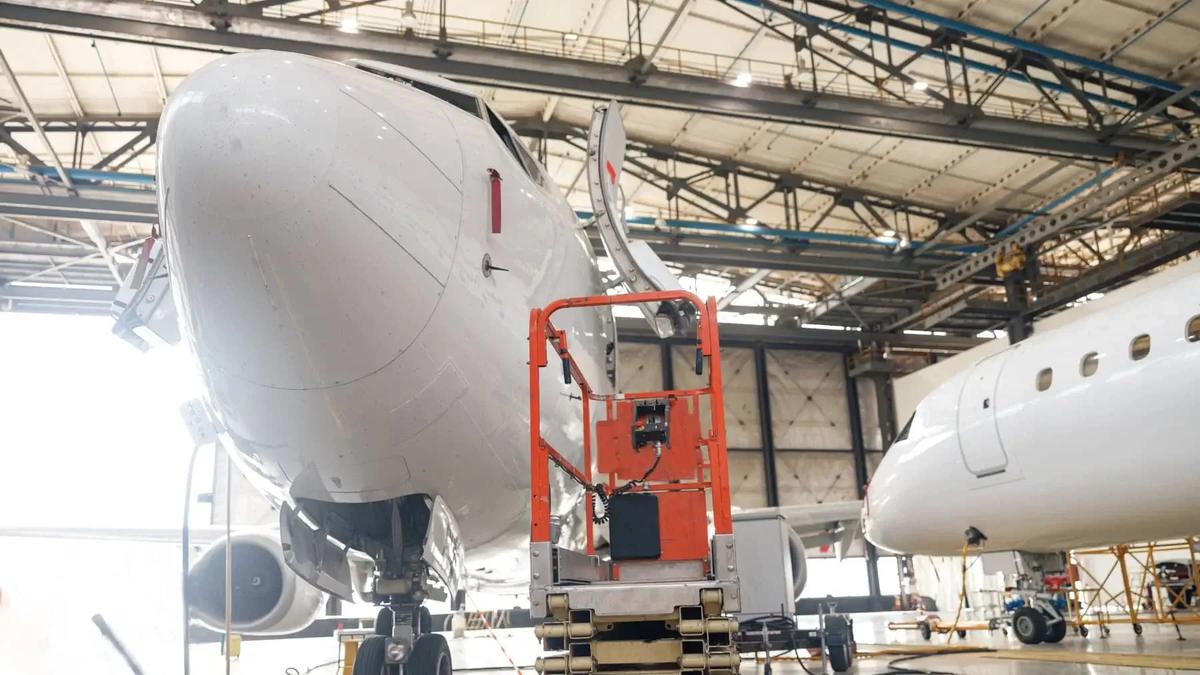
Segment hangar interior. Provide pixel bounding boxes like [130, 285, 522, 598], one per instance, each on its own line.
[1, 0, 1199, 673]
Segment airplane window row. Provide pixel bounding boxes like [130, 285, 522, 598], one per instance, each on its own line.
[1035, 313, 1200, 392]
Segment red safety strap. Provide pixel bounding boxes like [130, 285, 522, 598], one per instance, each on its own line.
[487, 168, 502, 234]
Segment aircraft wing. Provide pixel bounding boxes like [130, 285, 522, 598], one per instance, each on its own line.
[735, 500, 863, 557]
[0, 525, 231, 546]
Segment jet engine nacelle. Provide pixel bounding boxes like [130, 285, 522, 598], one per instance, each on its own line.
[788, 530, 808, 601]
[188, 532, 323, 635]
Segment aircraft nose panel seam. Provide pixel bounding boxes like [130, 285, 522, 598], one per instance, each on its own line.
[328, 184, 445, 288]
[340, 88, 462, 193]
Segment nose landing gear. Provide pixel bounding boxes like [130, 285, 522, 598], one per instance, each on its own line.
[356, 605, 448, 675]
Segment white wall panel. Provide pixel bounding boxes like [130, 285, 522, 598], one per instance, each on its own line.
[673, 346, 760, 449]
[727, 451, 767, 509]
[766, 350, 851, 449]
[616, 342, 662, 393]
[775, 451, 858, 506]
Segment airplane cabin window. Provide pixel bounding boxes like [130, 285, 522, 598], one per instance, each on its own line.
[1080, 352, 1099, 377]
[1188, 315, 1200, 342]
[1036, 367, 1053, 391]
[354, 65, 481, 118]
[1130, 334, 1151, 360]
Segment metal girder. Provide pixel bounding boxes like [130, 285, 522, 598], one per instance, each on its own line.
[0, 185, 158, 223]
[91, 124, 156, 171]
[600, 233, 970, 280]
[0, 0, 1175, 160]
[516, 118, 1006, 233]
[937, 137, 1200, 288]
[0, 126, 44, 164]
[616, 316, 984, 351]
[1028, 233, 1200, 316]
[754, 0, 1200, 132]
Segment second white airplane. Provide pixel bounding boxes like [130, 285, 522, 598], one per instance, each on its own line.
[864, 257, 1200, 555]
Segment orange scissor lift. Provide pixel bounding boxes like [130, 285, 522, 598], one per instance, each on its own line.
[528, 290, 741, 675]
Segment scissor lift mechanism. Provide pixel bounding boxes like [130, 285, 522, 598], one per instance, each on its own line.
[528, 290, 741, 675]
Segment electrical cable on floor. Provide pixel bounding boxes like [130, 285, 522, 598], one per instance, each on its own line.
[466, 594, 526, 675]
[874, 647, 994, 675]
[944, 541, 971, 643]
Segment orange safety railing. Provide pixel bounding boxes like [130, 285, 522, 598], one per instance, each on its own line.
[527, 290, 733, 556]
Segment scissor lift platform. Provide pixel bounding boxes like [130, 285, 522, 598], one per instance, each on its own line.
[528, 290, 741, 675]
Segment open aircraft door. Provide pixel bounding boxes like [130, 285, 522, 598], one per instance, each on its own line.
[956, 350, 1011, 478]
[587, 100, 689, 338]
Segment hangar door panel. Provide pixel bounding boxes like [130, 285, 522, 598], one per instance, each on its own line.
[673, 346, 760, 449]
[956, 351, 1011, 477]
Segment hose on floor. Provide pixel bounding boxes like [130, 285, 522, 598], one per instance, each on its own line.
[944, 542, 971, 643]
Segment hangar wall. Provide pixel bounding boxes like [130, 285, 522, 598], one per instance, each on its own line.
[617, 342, 884, 512]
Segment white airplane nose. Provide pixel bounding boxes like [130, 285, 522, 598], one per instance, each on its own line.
[159, 52, 465, 390]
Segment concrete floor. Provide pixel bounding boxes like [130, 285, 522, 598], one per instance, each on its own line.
[173, 609, 1200, 674]
[443, 611, 1200, 675]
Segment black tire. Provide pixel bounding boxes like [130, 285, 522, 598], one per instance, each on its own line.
[1133, 623, 1143, 636]
[827, 643, 853, 673]
[957, 629, 967, 639]
[919, 621, 932, 640]
[353, 636, 392, 675]
[1044, 619, 1067, 643]
[1012, 607, 1047, 645]
[1079, 625, 1089, 638]
[418, 606, 433, 635]
[376, 607, 395, 637]
[407, 634, 452, 675]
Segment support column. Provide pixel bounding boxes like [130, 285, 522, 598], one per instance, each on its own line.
[844, 357, 881, 598]
[1003, 245, 1038, 343]
[660, 340, 675, 390]
[753, 345, 780, 507]
[873, 373, 898, 447]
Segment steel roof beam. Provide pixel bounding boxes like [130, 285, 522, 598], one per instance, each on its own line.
[1028, 232, 1200, 316]
[0, 0, 1174, 160]
[616, 316, 985, 351]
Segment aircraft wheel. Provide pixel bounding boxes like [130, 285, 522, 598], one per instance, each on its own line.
[376, 607, 395, 636]
[957, 629, 967, 639]
[1012, 607, 1046, 644]
[919, 621, 932, 640]
[407, 634, 452, 675]
[1079, 625, 1089, 638]
[826, 643, 853, 673]
[353, 636, 398, 675]
[1133, 623, 1143, 636]
[1044, 620, 1067, 643]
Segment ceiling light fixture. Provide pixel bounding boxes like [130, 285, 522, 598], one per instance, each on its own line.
[744, 217, 759, 226]
[564, 32, 580, 42]
[912, 80, 929, 91]
[882, 229, 896, 237]
[733, 72, 753, 88]
[339, 15, 359, 33]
